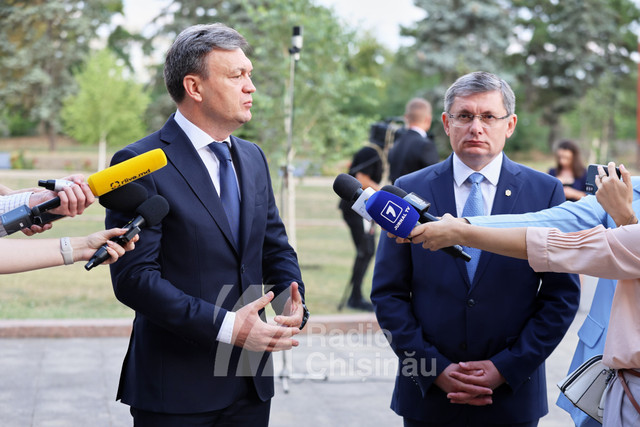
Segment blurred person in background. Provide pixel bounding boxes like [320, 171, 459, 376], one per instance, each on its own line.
[388, 97, 438, 184]
[548, 139, 587, 201]
[338, 129, 384, 311]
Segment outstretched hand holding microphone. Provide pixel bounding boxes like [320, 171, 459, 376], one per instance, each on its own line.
[333, 173, 471, 261]
[0, 149, 167, 237]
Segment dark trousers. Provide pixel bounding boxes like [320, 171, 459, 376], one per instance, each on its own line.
[340, 201, 376, 301]
[131, 380, 271, 427]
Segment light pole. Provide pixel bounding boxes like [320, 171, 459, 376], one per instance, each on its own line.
[282, 26, 302, 250]
[279, 25, 328, 393]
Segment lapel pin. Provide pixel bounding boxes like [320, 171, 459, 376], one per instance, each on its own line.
[505, 189, 512, 197]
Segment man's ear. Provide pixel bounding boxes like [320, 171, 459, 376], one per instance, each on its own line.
[505, 114, 518, 138]
[441, 112, 451, 136]
[183, 74, 203, 103]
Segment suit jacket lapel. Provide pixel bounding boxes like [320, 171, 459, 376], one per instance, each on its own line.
[229, 136, 256, 256]
[429, 157, 473, 287]
[160, 116, 240, 255]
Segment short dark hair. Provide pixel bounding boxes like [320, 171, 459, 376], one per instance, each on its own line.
[164, 23, 249, 104]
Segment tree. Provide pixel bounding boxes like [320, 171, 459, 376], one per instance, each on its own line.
[139, 0, 388, 169]
[511, 0, 640, 147]
[0, 0, 122, 150]
[400, 0, 515, 105]
[61, 49, 149, 170]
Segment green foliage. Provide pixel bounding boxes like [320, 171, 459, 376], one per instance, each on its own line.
[61, 49, 150, 148]
[510, 0, 640, 147]
[0, 108, 38, 137]
[141, 0, 388, 166]
[402, 0, 640, 153]
[0, 0, 123, 149]
[402, 0, 515, 99]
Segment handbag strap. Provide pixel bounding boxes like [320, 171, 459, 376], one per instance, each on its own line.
[618, 370, 640, 415]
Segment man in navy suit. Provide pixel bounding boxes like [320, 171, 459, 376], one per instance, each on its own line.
[371, 71, 580, 426]
[388, 97, 439, 184]
[106, 24, 307, 426]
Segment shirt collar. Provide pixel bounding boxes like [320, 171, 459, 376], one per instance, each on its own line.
[453, 152, 503, 188]
[174, 109, 231, 149]
[409, 126, 427, 138]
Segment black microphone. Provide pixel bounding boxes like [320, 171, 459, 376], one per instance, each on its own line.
[99, 182, 148, 212]
[332, 173, 376, 221]
[0, 195, 64, 234]
[34, 182, 149, 229]
[84, 195, 170, 271]
[381, 185, 471, 262]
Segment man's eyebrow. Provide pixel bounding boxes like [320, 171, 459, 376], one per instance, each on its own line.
[230, 66, 252, 74]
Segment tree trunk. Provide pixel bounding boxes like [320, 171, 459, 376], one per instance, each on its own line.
[546, 117, 561, 150]
[98, 134, 107, 171]
[40, 120, 57, 151]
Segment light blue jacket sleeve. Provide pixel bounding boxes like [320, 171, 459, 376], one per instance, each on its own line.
[469, 176, 640, 231]
[468, 195, 609, 231]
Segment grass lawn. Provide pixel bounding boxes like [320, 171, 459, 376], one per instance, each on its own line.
[0, 172, 369, 319]
[0, 148, 573, 320]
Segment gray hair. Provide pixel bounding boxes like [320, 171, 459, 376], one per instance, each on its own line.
[164, 23, 249, 104]
[443, 71, 516, 115]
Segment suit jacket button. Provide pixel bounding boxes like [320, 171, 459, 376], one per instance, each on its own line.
[467, 298, 476, 307]
[241, 264, 245, 274]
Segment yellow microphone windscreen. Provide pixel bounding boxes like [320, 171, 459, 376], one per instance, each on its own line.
[88, 149, 168, 196]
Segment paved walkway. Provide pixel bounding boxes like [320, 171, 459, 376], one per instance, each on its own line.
[0, 277, 596, 427]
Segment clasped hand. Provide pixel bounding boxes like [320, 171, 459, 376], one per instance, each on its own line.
[435, 360, 505, 406]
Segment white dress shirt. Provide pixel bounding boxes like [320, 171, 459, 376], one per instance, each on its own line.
[452, 152, 503, 217]
[173, 109, 236, 345]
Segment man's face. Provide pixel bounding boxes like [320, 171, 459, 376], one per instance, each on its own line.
[442, 90, 517, 171]
[198, 48, 256, 131]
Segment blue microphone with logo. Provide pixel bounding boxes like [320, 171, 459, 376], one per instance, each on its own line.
[363, 190, 420, 239]
[366, 189, 471, 262]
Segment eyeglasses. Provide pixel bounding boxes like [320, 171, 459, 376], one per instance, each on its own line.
[446, 113, 511, 128]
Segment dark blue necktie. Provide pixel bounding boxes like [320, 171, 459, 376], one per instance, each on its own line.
[209, 142, 240, 245]
[462, 172, 485, 282]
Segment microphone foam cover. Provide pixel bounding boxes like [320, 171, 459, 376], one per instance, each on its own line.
[333, 173, 362, 203]
[135, 195, 170, 227]
[99, 182, 148, 212]
[87, 149, 167, 196]
[365, 190, 419, 238]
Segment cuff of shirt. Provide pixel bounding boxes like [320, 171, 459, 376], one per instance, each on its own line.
[525, 227, 552, 273]
[215, 311, 236, 344]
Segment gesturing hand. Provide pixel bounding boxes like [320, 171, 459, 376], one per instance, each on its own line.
[232, 291, 301, 352]
[274, 282, 305, 329]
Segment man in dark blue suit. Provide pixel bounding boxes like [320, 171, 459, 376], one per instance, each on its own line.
[388, 97, 439, 184]
[371, 71, 580, 426]
[106, 24, 307, 426]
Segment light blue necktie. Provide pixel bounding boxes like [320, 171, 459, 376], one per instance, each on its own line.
[462, 172, 485, 282]
[209, 142, 240, 245]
